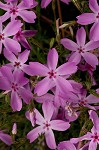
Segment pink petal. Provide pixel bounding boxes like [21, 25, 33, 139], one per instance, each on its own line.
[1, 12, 10, 22]
[86, 94, 99, 104]
[34, 109, 45, 125]
[18, 88, 33, 104]
[58, 141, 76, 150]
[41, 0, 52, 8]
[89, 0, 99, 13]
[56, 76, 73, 92]
[90, 22, 99, 41]
[0, 42, 2, 54]
[0, 66, 13, 81]
[45, 129, 56, 149]
[61, 38, 78, 51]
[22, 30, 37, 37]
[61, 0, 70, 4]
[18, 50, 30, 63]
[84, 40, 99, 51]
[56, 62, 77, 75]
[29, 62, 49, 76]
[89, 110, 99, 130]
[76, 27, 86, 46]
[68, 52, 81, 65]
[18, 10, 36, 23]
[0, 133, 12, 145]
[35, 93, 54, 103]
[34, 77, 55, 96]
[47, 48, 58, 70]
[0, 2, 9, 10]
[4, 48, 17, 62]
[51, 120, 70, 131]
[4, 38, 21, 55]
[89, 140, 97, 150]
[42, 101, 54, 121]
[3, 20, 23, 37]
[11, 91, 22, 111]
[82, 52, 98, 68]
[0, 77, 11, 90]
[77, 13, 96, 25]
[27, 126, 43, 143]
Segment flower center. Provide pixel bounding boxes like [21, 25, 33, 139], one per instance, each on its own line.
[96, 13, 99, 18]
[43, 121, 51, 130]
[78, 46, 85, 53]
[91, 132, 99, 142]
[11, 82, 18, 91]
[14, 62, 21, 68]
[79, 99, 87, 106]
[0, 33, 4, 40]
[48, 70, 57, 78]
[10, 7, 18, 15]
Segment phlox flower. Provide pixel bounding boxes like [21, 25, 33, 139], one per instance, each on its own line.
[41, 0, 71, 8]
[77, 0, 99, 41]
[0, 0, 36, 23]
[71, 110, 99, 150]
[27, 101, 70, 149]
[0, 20, 22, 54]
[13, 28, 37, 49]
[0, 66, 33, 111]
[61, 27, 99, 68]
[27, 48, 77, 96]
[4, 49, 31, 74]
[0, 130, 12, 145]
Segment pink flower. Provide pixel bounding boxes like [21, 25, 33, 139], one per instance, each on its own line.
[0, 130, 12, 145]
[4, 49, 30, 74]
[0, 20, 22, 54]
[71, 110, 99, 150]
[13, 28, 37, 49]
[27, 101, 70, 149]
[41, 0, 71, 8]
[0, 0, 36, 23]
[61, 27, 99, 68]
[12, 123, 17, 135]
[77, 0, 99, 41]
[27, 48, 77, 96]
[0, 66, 33, 111]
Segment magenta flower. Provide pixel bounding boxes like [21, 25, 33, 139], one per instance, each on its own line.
[0, 66, 33, 111]
[0, 20, 22, 54]
[27, 48, 77, 96]
[61, 27, 99, 68]
[13, 28, 37, 49]
[0, 130, 12, 145]
[71, 110, 99, 150]
[58, 141, 77, 150]
[27, 101, 70, 149]
[41, 0, 71, 8]
[0, 0, 36, 23]
[77, 0, 99, 41]
[4, 49, 30, 74]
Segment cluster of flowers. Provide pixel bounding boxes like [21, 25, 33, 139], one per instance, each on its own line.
[0, 0, 99, 149]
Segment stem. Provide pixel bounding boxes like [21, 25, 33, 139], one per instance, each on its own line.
[57, 0, 64, 37]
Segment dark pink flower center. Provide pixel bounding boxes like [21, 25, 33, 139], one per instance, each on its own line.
[11, 82, 18, 91]
[91, 132, 99, 142]
[79, 99, 87, 106]
[96, 13, 99, 18]
[43, 121, 51, 130]
[0, 33, 4, 40]
[16, 31, 22, 39]
[78, 46, 85, 53]
[10, 7, 18, 15]
[14, 62, 21, 68]
[48, 70, 57, 78]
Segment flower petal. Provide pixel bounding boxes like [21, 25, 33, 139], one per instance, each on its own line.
[47, 48, 58, 70]
[56, 62, 77, 75]
[61, 38, 78, 51]
[45, 129, 56, 149]
[0, 133, 12, 145]
[76, 27, 86, 46]
[90, 22, 99, 41]
[84, 41, 99, 51]
[82, 52, 98, 68]
[51, 120, 70, 131]
[18, 10, 36, 23]
[68, 52, 81, 65]
[89, 140, 97, 150]
[89, 0, 99, 13]
[41, 0, 52, 8]
[77, 13, 96, 25]
[27, 126, 43, 143]
[11, 91, 22, 111]
[18, 50, 30, 63]
[89, 110, 99, 130]
[4, 48, 17, 62]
